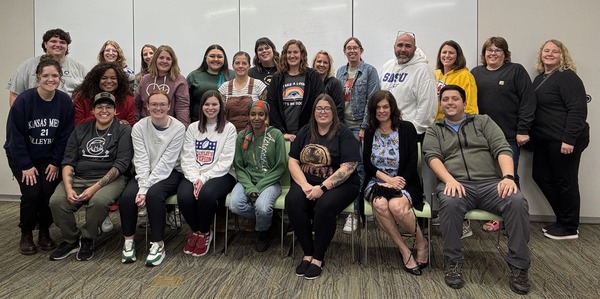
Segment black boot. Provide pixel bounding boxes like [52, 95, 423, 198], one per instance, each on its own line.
[38, 228, 57, 251]
[20, 231, 37, 255]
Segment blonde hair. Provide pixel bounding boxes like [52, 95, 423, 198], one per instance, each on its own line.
[535, 39, 577, 74]
[148, 45, 181, 81]
[311, 50, 335, 78]
[97, 40, 128, 68]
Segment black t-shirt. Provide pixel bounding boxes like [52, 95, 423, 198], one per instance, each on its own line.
[289, 124, 360, 186]
[282, 73, 305, 134]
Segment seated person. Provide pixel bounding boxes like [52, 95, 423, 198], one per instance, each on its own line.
[48, 92, 133, 261]
[422, 85, 531, 295]
[230, 100, 286, 252]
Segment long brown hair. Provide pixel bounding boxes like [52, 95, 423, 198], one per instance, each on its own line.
[197, 90, 227, 133]
[309, 94, 340, 143]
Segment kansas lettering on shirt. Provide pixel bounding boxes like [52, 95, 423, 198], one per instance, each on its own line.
[28, 117, 60, 145]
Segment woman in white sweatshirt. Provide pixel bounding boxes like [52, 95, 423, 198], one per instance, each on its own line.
[178, 90, 237, 257]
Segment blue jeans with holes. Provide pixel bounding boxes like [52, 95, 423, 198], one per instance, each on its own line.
[229, 182, 281, 232]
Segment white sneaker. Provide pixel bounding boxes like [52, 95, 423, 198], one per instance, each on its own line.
[101, 216, 114, 233]
[121, 239, 136, 263]
[343, 214, 357, 235]
[461, 220, 473, 239]
[146, 242, 165, 266]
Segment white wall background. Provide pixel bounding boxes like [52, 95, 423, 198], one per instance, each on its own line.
[1, 0, 598, 222]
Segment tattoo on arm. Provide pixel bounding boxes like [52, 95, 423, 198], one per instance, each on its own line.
[98, 167, 121, 187]
[329, 162, 358, 188]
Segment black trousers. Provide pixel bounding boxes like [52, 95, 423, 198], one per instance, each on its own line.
[8, 156, 60, 233]
[532, 137, 589, 230]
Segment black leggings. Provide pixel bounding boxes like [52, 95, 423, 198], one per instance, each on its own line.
[177, 174, 236, 233]
[120, 170, 182, 242]
[286, 181, 358, 261]
[8, 157, 60, 232]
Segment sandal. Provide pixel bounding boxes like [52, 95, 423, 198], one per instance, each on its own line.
[483, 220, 501, 232]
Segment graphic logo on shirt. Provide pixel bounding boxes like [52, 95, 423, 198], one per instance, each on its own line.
[381, 72, 409, 89]
[146, 83, 170, 95]
[436, 80, 446, 96]
[83, 137, 110, 158]
[299, 144, 333, 178]
[195, 138, 217, 166]
[283, 87, 304, 100]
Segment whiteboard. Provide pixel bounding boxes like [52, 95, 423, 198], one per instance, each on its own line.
[34, 0, 134, 72]
[240, 0, 352, 73]
[133, 0, 239, 77]
[354, 0, 478, 72]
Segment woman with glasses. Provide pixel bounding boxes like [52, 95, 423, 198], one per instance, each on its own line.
[471, 37, 535, 233]
[97, 40, 135, 86]
[187, 44, 234, 123]
[286, 94, 360, 280]
[311, 50, 344, 122]
[335, 37, 381, 234]
[248, 37, 280, 86]
[135, 45, 190, 127]
[267, 39, 324, 142]
[118, 90, 185, 266]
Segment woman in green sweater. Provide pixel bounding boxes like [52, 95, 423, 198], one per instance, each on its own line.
[230, 100, 287, 252]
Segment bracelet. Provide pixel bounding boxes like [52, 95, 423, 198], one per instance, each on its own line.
[320, 183, 328, 192]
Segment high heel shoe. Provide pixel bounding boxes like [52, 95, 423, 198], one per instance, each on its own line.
[402, 253, 422, 276]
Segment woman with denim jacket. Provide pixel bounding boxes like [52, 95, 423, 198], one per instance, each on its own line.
[335, 37, 380, 232]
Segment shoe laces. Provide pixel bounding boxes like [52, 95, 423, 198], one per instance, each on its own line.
[149, 242, 162, 254]
[511, 267, 529, 283]
[445, 263, 463, 277]
[124, 239, 134, 251]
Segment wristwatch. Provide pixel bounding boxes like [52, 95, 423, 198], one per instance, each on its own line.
[502, 174, 515, 181]
[320, 183, 328, 192]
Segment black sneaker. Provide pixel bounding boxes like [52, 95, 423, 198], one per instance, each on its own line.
[542, 222, 558, 233]
[444, 261, 464, 289]
[76, 238, 95, 261]
[49, 241, 79, 261]
[544, 225, 578, 240]
[295, 260, 311, 276]
[509, 264, 530, 295]
[254, 231, 270, 252]
[304, 262, 324, 280]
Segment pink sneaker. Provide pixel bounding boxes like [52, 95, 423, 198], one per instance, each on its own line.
[183, 232, 200, 254]
[192, 231, 212, 257]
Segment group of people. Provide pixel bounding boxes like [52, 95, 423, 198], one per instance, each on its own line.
[5, 28, 589, 295]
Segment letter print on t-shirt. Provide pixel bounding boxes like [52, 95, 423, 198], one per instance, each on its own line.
[195, 137, 217, 166]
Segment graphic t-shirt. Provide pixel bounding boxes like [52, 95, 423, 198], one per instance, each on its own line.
[343, 66, 361, 126]
[282, 73, 305, 134]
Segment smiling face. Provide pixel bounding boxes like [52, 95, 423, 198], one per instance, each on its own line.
[541, 41, 561, 71]
[440, 89, 465, 122]
[286, 44, 301, 69]
[314, 99, 333, 126]
[142, 46, 154, 64]
[394, 34, 416, 64]
[44, 37, 68, 58]
[156, 51, 173, 76]
[37, 66, 61, 93]
[206, 49, 225, 73]
[440, 45, 457, 70]
[103, 44, 118, 63]
[147, 93, 170, 120]
[99, 68, 118, 93]
[93, 101, 116, 126]
[484, 44, 505, 69]
[233, 54, 250, 77]
[256, 43, 274, 64]
[249, 105, 267, 131]
[375, 98, 392, 124]
[314, 54, 330, 78]
[203, 96, 220, 123]
[344, 40, 363, 66]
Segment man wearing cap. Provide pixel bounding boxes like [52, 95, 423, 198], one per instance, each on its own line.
[48, 92, 133, 261]
[8, 28, 87, 106]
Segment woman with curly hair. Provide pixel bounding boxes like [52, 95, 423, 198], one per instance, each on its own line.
[97, 40, 135, 85]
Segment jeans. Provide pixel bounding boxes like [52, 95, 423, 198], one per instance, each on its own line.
[229, 182, 282, 232]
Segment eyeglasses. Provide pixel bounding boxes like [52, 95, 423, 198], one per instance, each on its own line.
[149, 102, 168, 108]
[315, 106, 332, 113]
[486, 48, 504, 54]
[345, 46, 361, 52]
[95, 105, 115, 111]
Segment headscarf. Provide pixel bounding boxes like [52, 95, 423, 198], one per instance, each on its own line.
[242, 100, 270, 150]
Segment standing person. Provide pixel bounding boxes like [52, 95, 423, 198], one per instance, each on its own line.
[532, 40, 589, 240]
[8, 28, 87, 105]
[187, 44, 234, 123]
[287, 94, 360, 280]
[218, 51, 267, 131]
[336, 36, 381, 234]
[379, 31, 437, 139]
[423, 85, 531, 295]
[312, 50, 344, 121]
[230, 101, 286, 252]
[267, 39, 324, 142]
[135, 45, 190, 127]
[97, 40, 135, 85]
[434, 40, 479, 237]
[119, 90, 185, 266]
[178, 90, 237, 257]
[361, 90, 428, 275]
[48, 92, 133, 261]
[471, 37, 535, 233]
[5, 54, 75, 255]
[248, 37, 280, 86]
[134, 44, 157, 90]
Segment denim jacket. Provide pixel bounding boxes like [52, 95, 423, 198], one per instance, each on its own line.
[336, 60, 380, 129]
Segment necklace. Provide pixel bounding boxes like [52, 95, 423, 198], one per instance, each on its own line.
[95, 121, 113, 138]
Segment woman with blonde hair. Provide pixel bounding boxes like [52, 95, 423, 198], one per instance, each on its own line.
[312, 50, 344, 121]
[97, 40, 135, 84]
